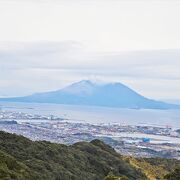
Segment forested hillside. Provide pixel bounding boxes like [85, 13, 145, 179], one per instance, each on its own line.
[0, 131, 179, 180]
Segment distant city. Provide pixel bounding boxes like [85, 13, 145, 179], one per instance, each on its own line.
[0, 110, 179, 159]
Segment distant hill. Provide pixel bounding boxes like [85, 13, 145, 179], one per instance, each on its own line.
[0, 131, 179, 180]
[0, 80, 179, 109]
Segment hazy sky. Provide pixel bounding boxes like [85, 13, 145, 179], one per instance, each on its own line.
[0, 0, 180, 100]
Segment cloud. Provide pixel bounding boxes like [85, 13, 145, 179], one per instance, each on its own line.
[0, 42, 180, 99]
[0, 0, 180, 51]
[0, 0, 180, 99]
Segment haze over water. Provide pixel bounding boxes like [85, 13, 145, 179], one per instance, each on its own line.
[1, 102, 180, 129]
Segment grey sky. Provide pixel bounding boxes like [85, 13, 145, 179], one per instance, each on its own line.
[0, 0, 180, 99]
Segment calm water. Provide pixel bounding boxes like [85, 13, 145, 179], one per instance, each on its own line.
[0, 102, 180, 129]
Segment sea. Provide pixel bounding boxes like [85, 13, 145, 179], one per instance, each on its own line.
[0, 102, 180, 129]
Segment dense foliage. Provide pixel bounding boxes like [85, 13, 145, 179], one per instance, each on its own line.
[165, 167, 180, 180]
[0, 131, 179, 180]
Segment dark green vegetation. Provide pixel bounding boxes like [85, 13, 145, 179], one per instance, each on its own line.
[0, 131, 179, 180]
[165, 167, 180, 180]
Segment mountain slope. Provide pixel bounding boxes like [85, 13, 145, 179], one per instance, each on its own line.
[0, 150, 35, 180]
[0, 131, 179, 180]
[0, 131, 145, 180]
[0, 80, 179, 109]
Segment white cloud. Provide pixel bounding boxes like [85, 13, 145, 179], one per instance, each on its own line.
[0, 0, 180, 51]
[0, 0, 180, 99]
[0, 42, 180, 99]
